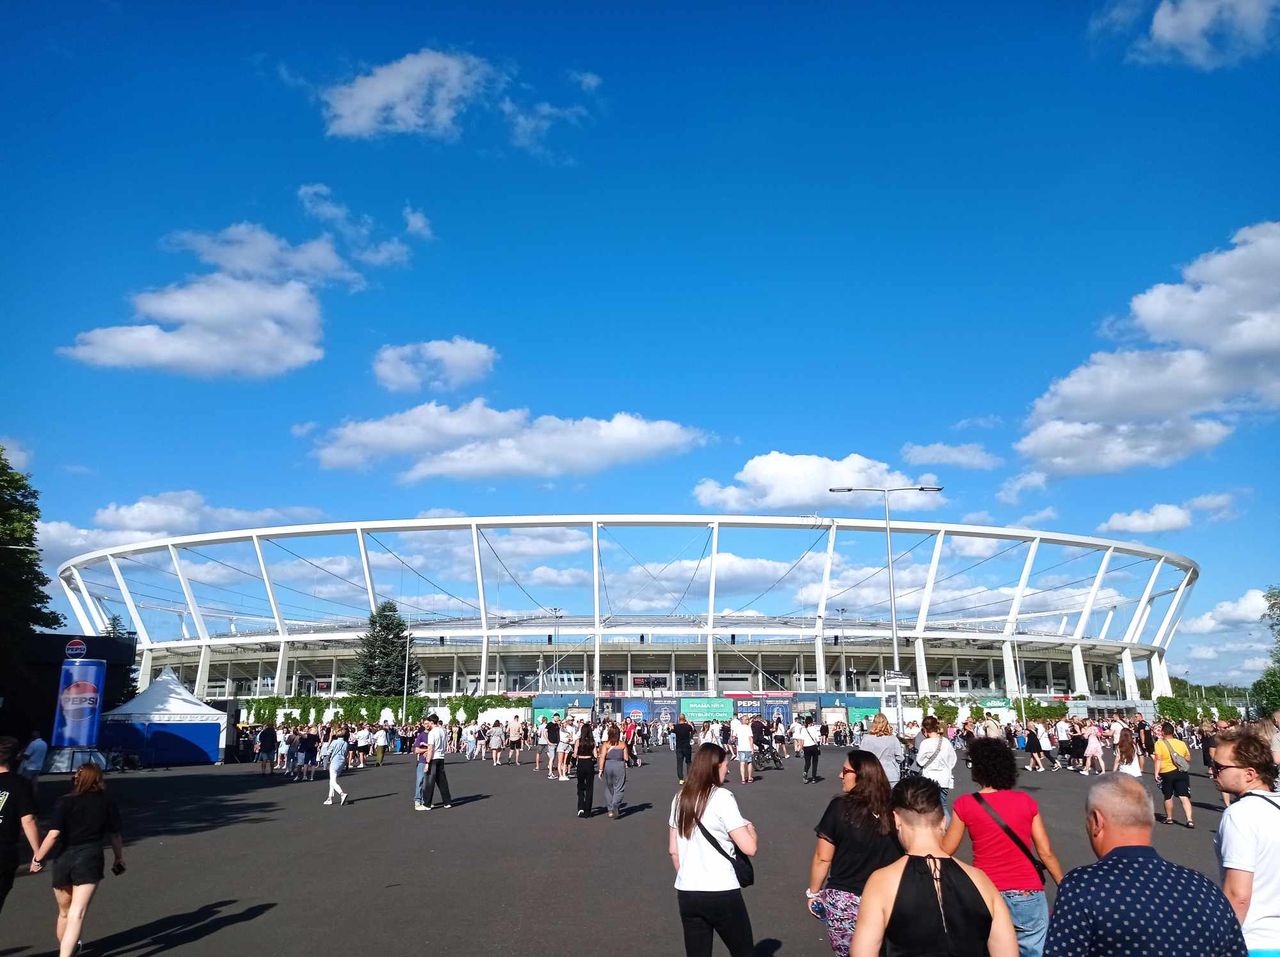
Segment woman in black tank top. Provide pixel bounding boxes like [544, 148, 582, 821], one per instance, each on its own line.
[849, 779, 1017, 957]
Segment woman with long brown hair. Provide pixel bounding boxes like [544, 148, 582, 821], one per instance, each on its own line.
[806, 750, 902, 957]
[1112, 727, 1145, 778]
[668, 743, 758, 957]
[31, 762, 125, 957]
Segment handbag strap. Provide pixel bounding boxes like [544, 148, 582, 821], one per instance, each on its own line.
[918, 739, 945, 771]
[696, 818, 739, 866]
[972, 793, 1051, 885]
[1242, 791, 1280, 814]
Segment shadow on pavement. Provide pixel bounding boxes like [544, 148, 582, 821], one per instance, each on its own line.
[755, 938, 783, 955]
[448, 794, 491, 806]
[619, 802, 653, 818]
[88, 898, 277, 957]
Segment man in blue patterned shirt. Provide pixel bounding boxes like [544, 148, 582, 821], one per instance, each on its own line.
[1045, 773, 1246, 957]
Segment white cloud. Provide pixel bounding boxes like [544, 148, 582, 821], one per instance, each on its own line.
[315, 398, 525, 469]
[1014, 507, 1058, 528]
[373, 337, 498, 392]
[499, 98, 587, 156]
[290, 421, 318, 438]
[693, 451, 947, 513]
[1017, 222, 1280, 475]
[59, 274, 322, 377]
[166, 223, 361, 287]
[36, 521, 160, 567]
[902, 442, 1002, 469]
[417, 507, 466, 518]
[961, 511, 995, 524]
[321, 48, 496, 139]
[996, 470, 1047, 505]
[1097, 503, 1192, 533]
[401, 412, 703, 482]
[403, 206, 434, 239]
[954, 415, 1003, 430]
[1131, 0, 1280, 69]
[1188, 645, 1220, 660]
[1, 436, 32, 470]
[525, 565, 591, 588]
[93, 490, 320, 535]
[947, 536, 1005, 559]
[1181, 587, 1268, 633]
[569, 70, 602, 92]
[297, 183, 368, 239]
[353, 238, 410, 266]
[1186, 491, 1233, 511]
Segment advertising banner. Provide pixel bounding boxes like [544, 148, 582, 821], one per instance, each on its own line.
[532, 693, 595, 712]
[821, 706, 849, 729]
[733, 697, 764, 717]
[681, 697, 734, 722]
[51, 658, 107, 749]
[567, 707, 593, 723]
[621, 699, 651, 722]
[649, 698, 681, 725]
[793, 698, 819, 718]
[762, 700, 792, 728]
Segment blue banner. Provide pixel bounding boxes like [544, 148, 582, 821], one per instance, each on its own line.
[52, 658, 107, 749]
[819, 694, 880, 709]
[621, 699, 651, 722]
[649, 698, 681, 724]
[532, 693, 595, 712]
[762, 700, 792, 728]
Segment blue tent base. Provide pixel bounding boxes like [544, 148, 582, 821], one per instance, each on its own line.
[101, 722, 222, 766]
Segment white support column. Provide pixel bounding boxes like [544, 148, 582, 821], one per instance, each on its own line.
[986, 657, 995, 690]
[1152, 573, 1194, 649]
[627, 651, 633, 691]
[1122, 558, 1164, 644]
[1001, 641, 1019, 697]
[179, 613, 191, 639]
[60, 575, 94, 635]
[813, 520, 838, 693]
[914, 638, 930, 694]
[1121, 647, 1140, 701]
[1149, 650, 1172, 698]
[1098, 607, 1116, 641]
[840, 651, 848, 692]
[168, 544, 209, 640]
[355, 529, 377, 614]
[1045, 659, 1054, 694]
[670, 652, 676, 693]
[1071, 645, 1089, 697]
[255, 659, 263, 697]
[592, 522, 603, 693]
[538, 653, 545, 693]
[70, 566, 105, 632]
[195, 643, 211, 699]
[107, 555, 150, 644]
[331, 657, 337, 698]
[253, 535, 288, 639]
[471, 524, 491, 693]
[1058, 615, 1069, 635]
[1071, 547, 1113, 643]
[757, 653, 764, 692]
[1000, 539, 1039, 698]
[275, 640, 288, 697]
[452, 655, 459, 695]
[138, 646, 153, 691]
[798, 655, 805, 693]
[705, 522, 720, 696]
[914, 531, 946, 635]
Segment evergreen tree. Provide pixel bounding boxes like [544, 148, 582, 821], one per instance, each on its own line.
[103, 614, 140, 707]
[346, 600, 420, 696]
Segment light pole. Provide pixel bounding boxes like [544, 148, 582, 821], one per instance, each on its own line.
[829, 485, 943, 735]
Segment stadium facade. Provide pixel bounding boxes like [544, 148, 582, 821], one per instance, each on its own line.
[55, 514, 1196, 707]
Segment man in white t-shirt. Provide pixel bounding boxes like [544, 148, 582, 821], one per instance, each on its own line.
[1110, 715, 1125, 748]
[790, 718, 804, 758]
[1213, 726, 1280, 952]
[731, 716, 754, 784]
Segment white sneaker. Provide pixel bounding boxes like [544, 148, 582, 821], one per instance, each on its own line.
[1024, 765, 1033, 771]
[323, 799, 333, 805]
[414, 802, 426, 810]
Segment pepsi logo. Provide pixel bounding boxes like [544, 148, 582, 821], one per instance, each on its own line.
[65, 639, 87, 658]
[61, 680, 100, 720]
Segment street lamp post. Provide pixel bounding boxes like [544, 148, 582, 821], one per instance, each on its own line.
[829, 485, 943, 735]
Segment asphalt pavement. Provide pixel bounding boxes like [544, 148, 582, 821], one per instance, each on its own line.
[0, 745, 1228, 956]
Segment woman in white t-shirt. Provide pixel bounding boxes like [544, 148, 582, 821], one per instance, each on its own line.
[668, 743, 758, 957]
[1113, 727, 1145, 777]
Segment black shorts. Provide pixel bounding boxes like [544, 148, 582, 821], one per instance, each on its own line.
[1159, 770, 1191, 799]
[51, 844, 104, 887]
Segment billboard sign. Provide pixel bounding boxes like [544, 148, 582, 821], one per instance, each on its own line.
[680, 697, 734, 722]
[649, 697, 681, 725]
[621, 699, 651, 722]
[51, 658, 107, 749]
[64, 639, 87, 659]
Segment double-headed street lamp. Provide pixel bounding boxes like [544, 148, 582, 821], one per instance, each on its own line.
[828, 485, 944, 734]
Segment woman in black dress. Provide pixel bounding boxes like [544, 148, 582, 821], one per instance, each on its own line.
[31, 763, 125, 957]
[849, 778, 1016, 957]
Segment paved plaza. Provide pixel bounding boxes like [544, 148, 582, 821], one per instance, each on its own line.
[1, 747, 1227, 956]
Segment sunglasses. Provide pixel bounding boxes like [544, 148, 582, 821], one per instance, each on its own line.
[1210, 761, 1247, 775]
[839, 767, 857, 777]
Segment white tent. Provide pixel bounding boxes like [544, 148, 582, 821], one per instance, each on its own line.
[101, 667, 228, 764]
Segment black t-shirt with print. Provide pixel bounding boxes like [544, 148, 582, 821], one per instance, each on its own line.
[0, 771, 36, 854]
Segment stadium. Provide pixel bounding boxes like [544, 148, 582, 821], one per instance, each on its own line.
[54, 514, 1196, 708]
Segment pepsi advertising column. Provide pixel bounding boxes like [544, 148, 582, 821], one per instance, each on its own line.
[52, 658, 107, 749]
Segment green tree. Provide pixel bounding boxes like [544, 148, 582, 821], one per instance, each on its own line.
[1267, 586, 1280, 668]
[1253, 668, 1280, 717]
[103, 614, 139, 707]
[346, 600, 420, 697]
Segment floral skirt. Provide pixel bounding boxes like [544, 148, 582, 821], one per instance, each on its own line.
[819, 888, 861, 957]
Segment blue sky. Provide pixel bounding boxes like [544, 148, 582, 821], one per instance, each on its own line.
[2, 1, 1277, 684]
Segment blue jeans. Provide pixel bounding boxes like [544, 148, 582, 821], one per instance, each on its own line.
[414, 761, 426, 803]
[1002, 890, 1048, 957]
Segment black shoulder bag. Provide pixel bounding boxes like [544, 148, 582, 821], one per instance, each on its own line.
[972, 793, 1052, 886]
[696, 819, 755, 888]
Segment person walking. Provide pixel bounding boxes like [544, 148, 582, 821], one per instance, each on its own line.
[19, 730, 47, 800]
[943, 738, 1063, 957]
[1080, 721, 1105, 776]
[1211, 727, 1280, 952]
[574, 722, 596, 817]
[1112, 728, 1144, 778]
[731, 713, 754, 785]
[487, 721, 505, 765]
[799, 716, 823, 783]
[412, 721, 431, 810]
[1153, 720, 1195, 827]
[255, 722, 278, 775]
[915, 716, 958, 817]
[324, 728, 349, 806]
[30, 763, 126, 957]
[850, 778, 1018, 957]
[0, 737, 42, 916]
[373, 724, 388, 767]
[668, 743, 758, 957]
[859, 714, 905, 787]
[674, 713, 695, 784]
[421, 714, 452, 810]
[598, 726, 630, 819]
[807, 751, 902, 957]
[1023, 720, 1045, 773]
[506, 713, 524, 767]
[1044, 774, 1246, 957]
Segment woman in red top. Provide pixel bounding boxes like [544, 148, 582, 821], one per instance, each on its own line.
[942, 738, 1063, 957]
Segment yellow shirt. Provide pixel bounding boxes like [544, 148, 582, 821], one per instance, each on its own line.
[1154, 737, 1190, 774]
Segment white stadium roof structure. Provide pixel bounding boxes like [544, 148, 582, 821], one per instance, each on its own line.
[56, 514, 1197, 704]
